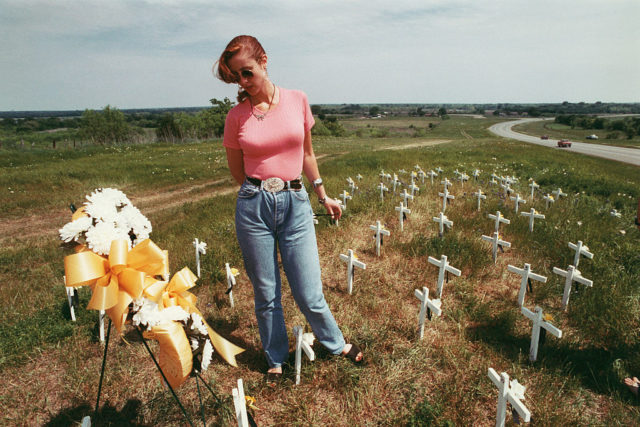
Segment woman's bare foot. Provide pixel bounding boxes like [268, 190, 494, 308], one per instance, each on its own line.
[624, 377, 639, 395]
[267, 366, 282, 374]
[342, 343, 364, 363]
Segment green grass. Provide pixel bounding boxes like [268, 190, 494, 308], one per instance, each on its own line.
[513, 119, 640, 147]
[1, 116, 639, 425]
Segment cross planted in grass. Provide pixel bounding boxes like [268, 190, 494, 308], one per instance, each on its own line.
[553, 265, 593, 311]
[488, 368, 531, 427]
[370, 220, 390, 256]
[521, 306, 562, 362]
[339, 249, 366, 295]
[481, 231, 511, 263]
[428, 254, 461, 298]
[414, 286, 442, 340]
[520, 208, 545, 232]
[433, 211, 453, 237]
[508, 263, 547, 307]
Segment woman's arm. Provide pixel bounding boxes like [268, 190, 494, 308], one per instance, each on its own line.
[302, 130, 342, 219]
[225, 147, 245, 185]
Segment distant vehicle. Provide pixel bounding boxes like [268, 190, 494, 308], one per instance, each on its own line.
[586, 134, 599, 140]
[541, 135, 549, 140]
[557, 139, 572, 148]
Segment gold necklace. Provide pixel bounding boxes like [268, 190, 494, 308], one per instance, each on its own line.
[250, 82, 276, 121]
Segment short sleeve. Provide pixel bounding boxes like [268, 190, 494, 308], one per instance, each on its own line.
[222, 111, 241, 150]
[302, 92, 315, 132]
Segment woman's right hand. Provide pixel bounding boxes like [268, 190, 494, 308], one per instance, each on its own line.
[322, 197, 342, 220]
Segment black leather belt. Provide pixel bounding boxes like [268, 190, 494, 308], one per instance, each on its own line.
[246, 176, 302, 192]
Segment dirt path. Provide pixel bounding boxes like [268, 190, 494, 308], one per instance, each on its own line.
[374, 139, 451, 151]
[0, 178, 237, 244]
[1, 143, 452, 243]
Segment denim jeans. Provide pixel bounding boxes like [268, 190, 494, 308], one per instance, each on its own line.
[235, 180, 346, 368]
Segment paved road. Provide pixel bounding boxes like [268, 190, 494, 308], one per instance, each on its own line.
[488, 118, 640, 167]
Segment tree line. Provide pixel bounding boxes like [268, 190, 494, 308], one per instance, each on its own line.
[555, 114, 640, 139]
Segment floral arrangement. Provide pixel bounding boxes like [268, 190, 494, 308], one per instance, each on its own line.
[59, 188, 151, 255]
[60, 188, 243, 387]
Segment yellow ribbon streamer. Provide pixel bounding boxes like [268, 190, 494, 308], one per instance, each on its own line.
[63, 238, 245, 372]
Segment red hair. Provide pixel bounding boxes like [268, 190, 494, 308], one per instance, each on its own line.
[214, 35, 266, 102]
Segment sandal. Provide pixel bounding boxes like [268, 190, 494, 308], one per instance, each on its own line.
[342, 343, 364, 365]
[265, 371, 283, 386]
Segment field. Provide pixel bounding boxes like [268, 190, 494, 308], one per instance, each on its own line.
[1, 116, 639, 425]
[513, 118, 640, 148]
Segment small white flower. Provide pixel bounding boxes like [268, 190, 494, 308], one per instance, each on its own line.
[189, 313, 208, 336]
[201, 340, 214, 371]
[85, 221, 129, 255]
[59, 216, 92, 242]
[620, 230, 627, 236]
[577, 221, 583, 226]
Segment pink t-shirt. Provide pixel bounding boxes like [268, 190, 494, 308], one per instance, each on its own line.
[223, 88, 315, 181]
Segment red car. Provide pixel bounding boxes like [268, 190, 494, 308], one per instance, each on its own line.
[557, 139, 571, 148]
[541, 135, 549, 140]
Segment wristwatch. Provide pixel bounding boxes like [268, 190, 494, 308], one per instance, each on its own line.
[312, 178, 323, 188]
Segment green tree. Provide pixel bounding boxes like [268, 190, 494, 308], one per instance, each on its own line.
[369, 106, 381, 116]
[199, 97, 234, 138]
[81, 105, 132, 144]
[438, 107, 449, 120]
[156, 113, 182, 142]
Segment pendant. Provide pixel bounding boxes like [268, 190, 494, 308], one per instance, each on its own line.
[256, 115, 265, 121]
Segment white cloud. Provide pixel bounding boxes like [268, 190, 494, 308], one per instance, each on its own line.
[0, 0, 638, 110]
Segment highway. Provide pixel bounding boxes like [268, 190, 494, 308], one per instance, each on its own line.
[488, 118, 640, 167]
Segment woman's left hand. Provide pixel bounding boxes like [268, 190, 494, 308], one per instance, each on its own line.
[323, 197, 342, 220]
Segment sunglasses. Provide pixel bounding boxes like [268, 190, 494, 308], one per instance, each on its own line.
[234, 69, 254, 81]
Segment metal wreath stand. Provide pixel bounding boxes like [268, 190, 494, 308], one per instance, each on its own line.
[92, 318, 226, 427]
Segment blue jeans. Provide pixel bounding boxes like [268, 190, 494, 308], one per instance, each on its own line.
[235, 180, 346, 368]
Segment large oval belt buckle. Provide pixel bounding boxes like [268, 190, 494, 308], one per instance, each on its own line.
[263, 177, 285, 193]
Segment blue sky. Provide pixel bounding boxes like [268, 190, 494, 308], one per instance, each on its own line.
[1, 0, 638, 111]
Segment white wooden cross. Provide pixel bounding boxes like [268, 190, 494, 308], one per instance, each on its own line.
[408, 171, 416, 186]
[340, 190, 352, 209]
[610, 208, 622, 218]
[293, 326, 315, 385]
[193, 238, 207, 277]
[453, 169, 462, 178]
[400, 188, 414, 207]
[385, 173, 392, 182]
[414, 287, 442, 339]
[356, 173, 363, 181]
[433, 212, 453, 237]
[488, 210, 510, 232]
[552, 265, 593, 311]
[552, 187, 567, 200]
[312, 214, 319, 225]
[520, 208, 545, 232]
[370, 220, 391, 256]
[510, 193, 526, 214]
[408, 182, 420, 197]
[395, 201, 411, 232]
[568, 240, 593, 267]
[474, 188, 487, 211]
[426, 170, 438, 184]
[489, 176, 498, 186]
[379, 169, 386, 181]
[339, 249, 367, 294]
[435, 167, 444, 174]
[348, 179, 358, 194]
[414, 164, 422, 171]
[473, 169, 481, 181]
[508, 263, 547, 307]
[500, 182, 513, 196]
[417, 169, 426, 183]
[225, 263, 239, 308]
[399, 168, 408, 174]
[439, 186, 455, 212]
[441, 177, 452, 190]
[482, 232, 511, 263]
[459, 173, 469, 188]
[543, 193, 555, 209]
[378, 182, 389, 201]
[63, 275, 77, 322]
[521, 306, 562, 362]
[488, 368, 531, 427]
[528, 180, 539, 200]
[428, 254, 461, 298]
[98, 310, 106, 342]
[232, 378, 249, 427]
[392, 173, 402, 193]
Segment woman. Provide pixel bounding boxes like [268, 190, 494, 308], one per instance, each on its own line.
[214, 35, 363, 381]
